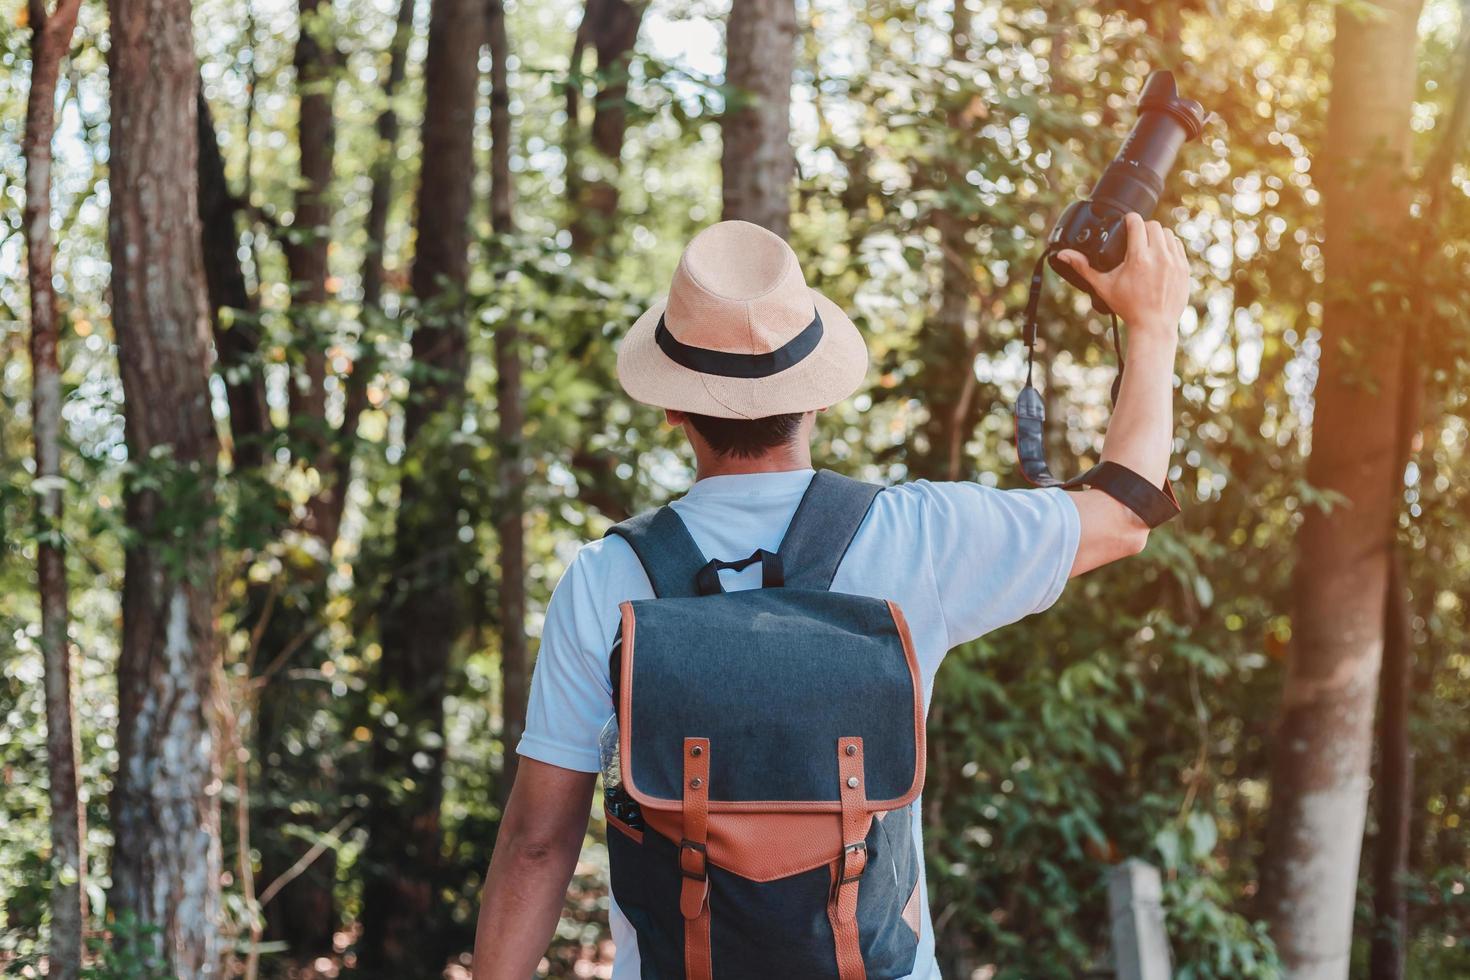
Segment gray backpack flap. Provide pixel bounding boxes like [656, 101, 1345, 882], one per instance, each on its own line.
[603, 471, 927, 980]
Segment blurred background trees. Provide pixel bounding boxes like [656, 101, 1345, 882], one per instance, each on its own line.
[1, 0, 1468, 978]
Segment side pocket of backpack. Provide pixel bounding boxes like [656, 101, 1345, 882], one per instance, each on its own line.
[607, 817, 686, 978]
[854, 802, 922, 978]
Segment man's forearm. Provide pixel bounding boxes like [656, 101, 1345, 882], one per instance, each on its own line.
[1100, 330, 1178, 489]
[472, 760, 596, 979]
[1058, 216, 1188, 575]
[473, 832, 582, 978]
[1067, 329, 1178, 576]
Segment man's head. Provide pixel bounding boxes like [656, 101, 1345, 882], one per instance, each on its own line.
[615, 221, 867, 467]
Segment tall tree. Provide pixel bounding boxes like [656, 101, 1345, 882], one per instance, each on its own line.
[107, 0, 223, 970]
[566, 0, 646, 251]
[563, 0, 642, 521]
[1260, 1, 1425, 975]
[1371, 554, 1415, 980]
[1371, 18, 1470, 977]
[200, 80, 344, 959]
[197, 89, 268, 470]
[288, 0, 340, 537]
[333, 0, 417, 536]
[24, 0, 85, 974]
[486, 0, 527, 800]
[360, 0, 417, 315]
[359, 0, 482, 966]
[924, 0, 980, 483]
[721, 0, 797, 236]
[233, 4, 350, 955]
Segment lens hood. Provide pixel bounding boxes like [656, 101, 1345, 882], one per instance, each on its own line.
[1138, 70, 1207, 140]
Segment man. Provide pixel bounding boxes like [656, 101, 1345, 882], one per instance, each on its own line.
[474, 215, 1190, 977]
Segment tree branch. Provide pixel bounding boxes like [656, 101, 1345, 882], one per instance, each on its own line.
[256, 813, 356, 909]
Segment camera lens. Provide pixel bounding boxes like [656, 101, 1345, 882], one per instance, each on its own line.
[1089, 72, 1207, 220]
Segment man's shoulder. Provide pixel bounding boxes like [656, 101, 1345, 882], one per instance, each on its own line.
[862, 478, 964, 525]
[854, 478, 1064, 550]
[554, 528, 652, 608]
[872, 477, 1054, 515]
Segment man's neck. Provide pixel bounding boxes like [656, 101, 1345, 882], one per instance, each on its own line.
[694, 444, 813, 481]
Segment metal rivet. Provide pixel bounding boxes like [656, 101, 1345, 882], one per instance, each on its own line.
[691, 777, 703, 789]
[691, 745, 703, 757]
[846, 776, 859, 789]
[845, 745, 857, 757]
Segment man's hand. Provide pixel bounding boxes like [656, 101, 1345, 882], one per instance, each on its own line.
[472, 759, 596, 979]
[1054, 211, 1190, 339]
[1058, 212, 1189, 578]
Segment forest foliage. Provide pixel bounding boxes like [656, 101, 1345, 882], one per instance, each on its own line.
[1, 0, 1469, 977]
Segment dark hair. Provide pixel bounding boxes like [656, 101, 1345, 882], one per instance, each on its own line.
[685, 412, 805, 459]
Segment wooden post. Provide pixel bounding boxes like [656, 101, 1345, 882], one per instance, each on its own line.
[1109, 859, 1173, 980]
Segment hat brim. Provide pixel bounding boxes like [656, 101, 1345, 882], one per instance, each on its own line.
[616, 289, 869, 420]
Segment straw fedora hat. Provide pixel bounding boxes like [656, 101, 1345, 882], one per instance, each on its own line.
[616, 220, 869, 419]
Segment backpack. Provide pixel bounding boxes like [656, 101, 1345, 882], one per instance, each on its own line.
[600, 470, 927, 980]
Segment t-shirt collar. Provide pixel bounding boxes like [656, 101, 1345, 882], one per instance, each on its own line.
[683, 467, 816, 499]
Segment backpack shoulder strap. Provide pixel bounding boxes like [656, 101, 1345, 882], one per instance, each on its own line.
[778, 470, 883, 591]
[604, 505, 708, 598]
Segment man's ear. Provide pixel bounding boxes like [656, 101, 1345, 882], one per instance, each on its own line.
[665, 409, 687, 427]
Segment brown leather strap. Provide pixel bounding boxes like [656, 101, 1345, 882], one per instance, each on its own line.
[830, 737, 868, 980]
[680, 737, 712, 980]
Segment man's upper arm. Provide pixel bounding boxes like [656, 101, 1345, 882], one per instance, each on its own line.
[905, 480, 1081, 648]
[499, 757, 598, 845]
[1068, 487, 1152, 578]
[517, 544, 620, 775]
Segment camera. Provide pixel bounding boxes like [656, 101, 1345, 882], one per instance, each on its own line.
[1009, 69, 1204, 529]
[1047, 70, 1208, 311]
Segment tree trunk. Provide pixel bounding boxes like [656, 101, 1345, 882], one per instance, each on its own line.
[1370, 23, 1469, 976]
[361, 0, 417, 314]
[486, 0, 527, 800]
[567, 0, 646, 252]
[197, 88, 269, 470]
[243, 4, 345, 954]
[107, 0, 223, 972]
[1259, 3, 1423, 976]
[202, 78, 347, 961]
[562, 0, 639, 520]
[24, 1, 85, 975]
[1370, 553, 1413, 980]
[289, 0, 340, 539]
[359, 0, 482, 967]
[928, 0, 980, 483]
[721, 0, 797, 237]
[330, 0, 418, 544]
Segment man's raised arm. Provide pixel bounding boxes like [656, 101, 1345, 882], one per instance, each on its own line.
[1053, 211, 1191, 577]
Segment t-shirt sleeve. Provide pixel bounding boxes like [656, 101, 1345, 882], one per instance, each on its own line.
[515, 547, 618, 774]
[906, 480, 1080, 648]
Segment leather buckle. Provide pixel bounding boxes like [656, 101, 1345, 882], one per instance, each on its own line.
[837, 841, 867, 886]
[679, 839, 708, 882]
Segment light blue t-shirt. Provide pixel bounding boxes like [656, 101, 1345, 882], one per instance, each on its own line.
[518, 468, 1081, 979]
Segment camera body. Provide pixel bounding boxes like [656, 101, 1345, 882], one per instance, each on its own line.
[1047, 71, 1207, 312]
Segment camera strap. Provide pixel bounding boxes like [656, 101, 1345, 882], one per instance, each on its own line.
[1014, 246, 1180, 529]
